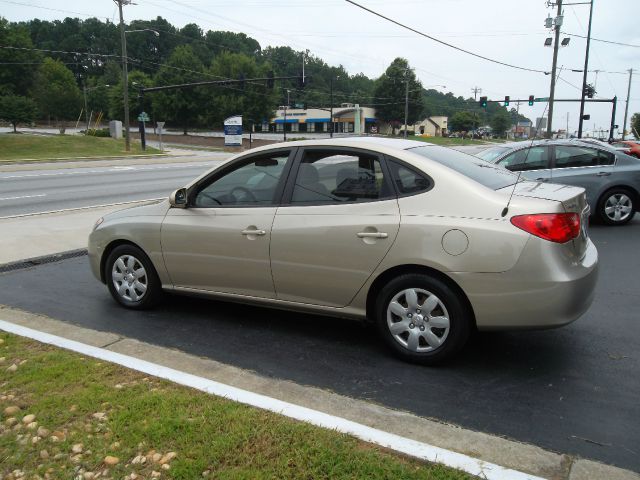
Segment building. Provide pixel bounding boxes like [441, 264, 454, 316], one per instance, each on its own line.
[411, 116, 448, 137]
[265, 104, 378, 134]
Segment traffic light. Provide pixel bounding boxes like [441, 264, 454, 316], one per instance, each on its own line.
[266, 71, 274, 89]
[479, 96, 488, 108]
[504, 96, 510, 107]
[583, 84, 596, 98]
[528, 95, 535, 106]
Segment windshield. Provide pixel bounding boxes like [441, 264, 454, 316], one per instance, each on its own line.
[406, 145, 519, 190]
[476, 146, 510, 162]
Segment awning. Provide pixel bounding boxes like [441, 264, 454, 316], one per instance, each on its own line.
[305, 118, 331, 123]
[274, 118, 299, 124]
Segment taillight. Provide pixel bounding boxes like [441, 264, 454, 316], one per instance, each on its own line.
[511, 213, 581, 243]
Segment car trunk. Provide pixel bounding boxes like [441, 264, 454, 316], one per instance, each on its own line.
[497, 181, 590, 258]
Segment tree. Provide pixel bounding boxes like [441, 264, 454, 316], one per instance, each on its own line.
[206, 52, 277, 127]
[0, 94, 37, 132]
[449, 111, 480, 133]
[31, 58, 82, 132]
[631, 113, 640, 139]
[151, 45, 206, 134]
[490, 110, 511, 137]
[108, 70, 153, 122]
[373, 58, 423, 135]
[0, 18, 42, 95]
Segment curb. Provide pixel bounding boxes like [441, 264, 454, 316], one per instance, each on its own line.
[0, 153, 170, 165]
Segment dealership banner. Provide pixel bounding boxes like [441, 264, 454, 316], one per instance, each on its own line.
[224, 115, 243, 146]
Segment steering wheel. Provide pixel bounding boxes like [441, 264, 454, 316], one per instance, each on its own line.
[230, 186, 257, 203]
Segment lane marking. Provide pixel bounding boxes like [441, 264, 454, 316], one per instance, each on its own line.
[0, 194, 46, 201]
[0, 161, 224, 180]
[0, 319, 543, 480]
[0, 198, 164, 220]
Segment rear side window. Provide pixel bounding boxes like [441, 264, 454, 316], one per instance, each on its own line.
[290, 149, 393, 204]
[407, 145, 518, 190]
[554, 146, 615, 168]
[386, 159, 432, 195]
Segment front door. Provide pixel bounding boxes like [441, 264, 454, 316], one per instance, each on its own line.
[270, 147, 400, 307]
[161, 150, 292, 298]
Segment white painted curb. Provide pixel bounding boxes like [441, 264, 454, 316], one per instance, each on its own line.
[0, 319, 544, 480]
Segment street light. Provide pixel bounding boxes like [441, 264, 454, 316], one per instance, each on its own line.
[83, 84, 110, 133]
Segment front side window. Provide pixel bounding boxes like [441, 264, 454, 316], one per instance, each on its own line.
[193, 152, 289, 207]
[290, 149, 392, 204]
[497, 146, 549, 171]
[554, 146, 614, 168]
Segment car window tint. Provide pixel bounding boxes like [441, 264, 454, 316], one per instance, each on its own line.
[476, 146, 510, 162]
[554, 146, 614, 168]
[291, 150, 392, 204]
[386, 159, 432, 195]
[194, 153, 289, 207]
[497, 146, 549, 171]
[407, 145, 518, 190]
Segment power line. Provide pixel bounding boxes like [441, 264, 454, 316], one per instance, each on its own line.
[564, 32, 640, 49]
[344, 0, 549, 74]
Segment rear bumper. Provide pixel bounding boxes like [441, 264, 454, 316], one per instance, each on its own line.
[450, 238, 599, 330]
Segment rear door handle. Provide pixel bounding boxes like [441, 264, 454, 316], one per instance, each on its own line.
[596, 171, 611, 176]
[536, 177, 549, 182]
[357, 232, 388, 239]
[241, 229, 266, 236]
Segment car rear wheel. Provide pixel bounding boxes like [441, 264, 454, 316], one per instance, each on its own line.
[375, 274, 471, 365]
[597, 189, 635, 225]
[105, 244, 162, 309]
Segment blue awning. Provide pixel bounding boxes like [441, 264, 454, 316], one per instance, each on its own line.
[274, 118, 299, 124]
[365, 117, 377, 122]
[305, 118, 330, 122]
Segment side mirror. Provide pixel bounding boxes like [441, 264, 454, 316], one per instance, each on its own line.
[169, 188, 188, 208]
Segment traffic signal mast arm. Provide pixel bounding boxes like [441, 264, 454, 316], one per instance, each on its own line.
[477, 97, 615, 104]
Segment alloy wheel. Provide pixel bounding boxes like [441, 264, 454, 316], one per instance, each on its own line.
[111, 254, 148, 302]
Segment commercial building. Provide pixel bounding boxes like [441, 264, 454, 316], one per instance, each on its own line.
[263, 104, 379, 134]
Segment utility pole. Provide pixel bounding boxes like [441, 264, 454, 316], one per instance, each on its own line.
[577, 0, 594, 138]
[622, 68, 633, 140]
[546, 0, 562, 138]
[83, 82, 89, 133]
[403, 68, 410, 139]
[115, 0, 131, 151]
[471, 86, 482, 101]
[329, 77, 334, 138]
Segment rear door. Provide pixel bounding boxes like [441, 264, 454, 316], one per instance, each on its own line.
[495, 146, 552, 182]
[270, 147, 400, 307]
[550, 145, 615, 206]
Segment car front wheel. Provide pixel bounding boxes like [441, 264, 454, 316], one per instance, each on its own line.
[375, 274, 471, 365]
[597, 189, 635, 225]
[104, 244, 162, 309]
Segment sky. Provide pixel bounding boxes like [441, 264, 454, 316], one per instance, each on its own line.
[2, 0, 639, 136]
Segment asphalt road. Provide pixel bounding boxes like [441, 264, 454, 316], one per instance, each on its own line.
[0, 158, 225, 217]
[0, 217, 638, 471]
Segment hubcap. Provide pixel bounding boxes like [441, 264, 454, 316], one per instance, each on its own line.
[111, 254, 148, 302]
[386, 288, 450, 353]
[604, 194, 632, 222]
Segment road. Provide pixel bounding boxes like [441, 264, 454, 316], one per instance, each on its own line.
[0, 217, 637, 472]
[0, 157, 227, 217]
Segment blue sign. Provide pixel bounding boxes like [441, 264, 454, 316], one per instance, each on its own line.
[224, 115, 243, 146]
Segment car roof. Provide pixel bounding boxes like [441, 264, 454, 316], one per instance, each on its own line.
[245, 136, 432, 153]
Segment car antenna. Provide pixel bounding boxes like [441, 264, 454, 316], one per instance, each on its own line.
[501, 94, 553, 217]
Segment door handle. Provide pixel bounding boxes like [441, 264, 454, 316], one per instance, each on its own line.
[241, 229, 266, 236]
[357, 232, 388, 239]
[596, 171, 611, 176]
[536, 177, 548, 182]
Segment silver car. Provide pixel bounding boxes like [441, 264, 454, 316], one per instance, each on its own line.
[477, 140, 640, 225]
[89, 138, 598, 365]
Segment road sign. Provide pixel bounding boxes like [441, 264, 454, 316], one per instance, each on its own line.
[534, 97, 549, 102]
[137, 112, 150, 122]
[157, 121, 165, 129]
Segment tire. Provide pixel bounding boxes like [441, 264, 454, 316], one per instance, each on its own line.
[375, 274, 471, 365]
[104, 244, 162, 309]
[597, 188, 636, 226]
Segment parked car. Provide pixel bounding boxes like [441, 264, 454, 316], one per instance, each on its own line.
[610, 140, 640, 159]
[89, 138, 598, 365]
[477, 140, 640, 225]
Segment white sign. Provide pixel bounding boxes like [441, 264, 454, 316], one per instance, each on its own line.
[224, 115, 243, 146]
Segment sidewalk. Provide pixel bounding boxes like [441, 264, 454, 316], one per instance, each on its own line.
[1, 208, 639, 480]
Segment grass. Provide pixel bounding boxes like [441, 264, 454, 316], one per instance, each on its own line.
[0, 333, 472, 480]
[0, 134, 160, 162]
[407, 135, 511, 146]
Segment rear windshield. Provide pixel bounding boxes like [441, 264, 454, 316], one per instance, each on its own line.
[476, 146, 510, 162]
[407, 145, 518, 190]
